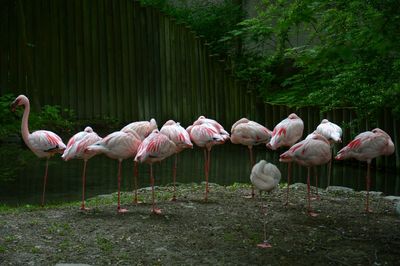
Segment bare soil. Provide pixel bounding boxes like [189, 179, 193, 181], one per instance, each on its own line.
[0, 183, 399, 265]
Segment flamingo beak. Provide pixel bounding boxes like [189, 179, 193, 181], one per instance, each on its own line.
[10, 99, 20, 112]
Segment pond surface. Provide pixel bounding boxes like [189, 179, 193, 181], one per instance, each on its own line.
[0, 143, 399, 206]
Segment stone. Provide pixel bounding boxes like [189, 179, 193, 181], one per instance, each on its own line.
[289, 183, 307, 190]
[359, 191, 383, 197]
[325, 186, 354, 193]
[383, 196, 400, 202]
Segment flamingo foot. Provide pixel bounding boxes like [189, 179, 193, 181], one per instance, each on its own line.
[307, 211, 319, 217]
[117, 208, 129, 214]
[257, 241, 272, 249]
[80, 206, 90, 211]
[283, 201, 290, 207]
[365, 208, 373, 213]
[133, 199, 143, 205]
[310, 196, 321, 201]
[170, 196, 177, 202]
[152, 208, 162, 215]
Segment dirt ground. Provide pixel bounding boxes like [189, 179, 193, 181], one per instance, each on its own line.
[0, 183, 399, 265]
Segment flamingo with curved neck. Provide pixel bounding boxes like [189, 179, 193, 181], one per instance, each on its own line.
[11, 95, 66, 206]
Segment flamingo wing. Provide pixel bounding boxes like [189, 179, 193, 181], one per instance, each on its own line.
[29, 130, 66, 153]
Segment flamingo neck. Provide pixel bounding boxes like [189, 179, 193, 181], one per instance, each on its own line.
[21, 101, 31, 147]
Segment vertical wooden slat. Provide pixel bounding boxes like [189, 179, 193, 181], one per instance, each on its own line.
[82, 0, 93, 118]
[50, 0, 60, 106]
[59, 0, 68, 115]
[119, 0, 130, 123]
[163, 16, 172, 121]
[112, 0, 123, 120]
[126, 0, 136, 121]
[105, 0, 115, 119]
[134, 1, 144, 120]
[74, 0, 85, 118]
[152, 8, 161, 121]
[141, 6, 150, 119]
[0, 1, 9, 93]
[90, 0, 100, 119]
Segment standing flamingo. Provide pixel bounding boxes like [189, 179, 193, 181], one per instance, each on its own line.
[231, 118, 272, 198]
[62, 127, 102, 210]
[267, 113, 304, 205]
[335, 128, 394, 212]
[280, 133, 331, 216]
[193, 116, 230, 141]
[121, 118, 157, 140]
[121, 118, 158, 204]
[250, 160, 281, 248]
[85, 130, 141, 213]
[134, 129, 177, 214]
[11, 95, 66, 206]
[187, 120, 225, 201]
[306, 119, 342, 197]
[160, 120, 193, 201]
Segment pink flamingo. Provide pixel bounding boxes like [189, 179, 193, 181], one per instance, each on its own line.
[306, 119, 342, 197]
[250, 160, 281, 248]
[160, 120, 193, 201]
[62, 127, 102, 210]
[187, 120, 225, 201]
[134, 129, 177, 214]
[280, 133, 331, 216]
[121, 118, 158, 204]
[121, 118, 157, 140]
[85, 130, 141, 213]
[231, 118, 272, 198]
[193, 116, 230, 141]
[11, 95, 66, 206]
[335, 128, 394, 212]
[267, 113, 304, 205]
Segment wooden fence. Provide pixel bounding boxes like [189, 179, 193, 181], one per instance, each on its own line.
[0, 0, 261, 124]
[0, 0, 399, 171]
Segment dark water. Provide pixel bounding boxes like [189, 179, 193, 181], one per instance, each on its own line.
[0, 143, 399, 206]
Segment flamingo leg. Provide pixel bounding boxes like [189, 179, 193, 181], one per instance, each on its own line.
[327, 149, 333, 187]
[150, 164, 162, 214]
[365, 162, 372, 213]
[41, 158, 49, 207]
[203, 149, 208, 201]
[171, 153, 178, 201]
[117, 160, 128, 213]
[284, 162, 292, 206]
[132, 161, 141, 204]
[171, 154, 178, 201]
[244, 146, 256, 199]
[311, 166, 320, 201]
[207, 149, 211, 197]
[257, 195, 272, 249]
[307, 167, 318, 217]
[80, 159, 89, 211]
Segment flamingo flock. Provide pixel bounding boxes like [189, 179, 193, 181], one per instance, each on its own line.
[10, 95, 395, 219]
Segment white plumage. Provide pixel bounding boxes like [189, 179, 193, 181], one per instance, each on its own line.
[250, 160, 281, 192]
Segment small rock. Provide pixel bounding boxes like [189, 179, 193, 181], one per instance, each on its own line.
[289, 183, 307, 190]
[140, 186, 159, 191]
[326, 186, 354, 193]
[359, 191, 383, 197]
[383, 196, 400, 202]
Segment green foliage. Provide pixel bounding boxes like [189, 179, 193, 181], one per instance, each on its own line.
[140, 0, 244, 55]
[221, 0, 400, 119]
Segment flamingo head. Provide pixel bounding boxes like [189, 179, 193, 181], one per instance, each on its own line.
[11, 95, 28, 112]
